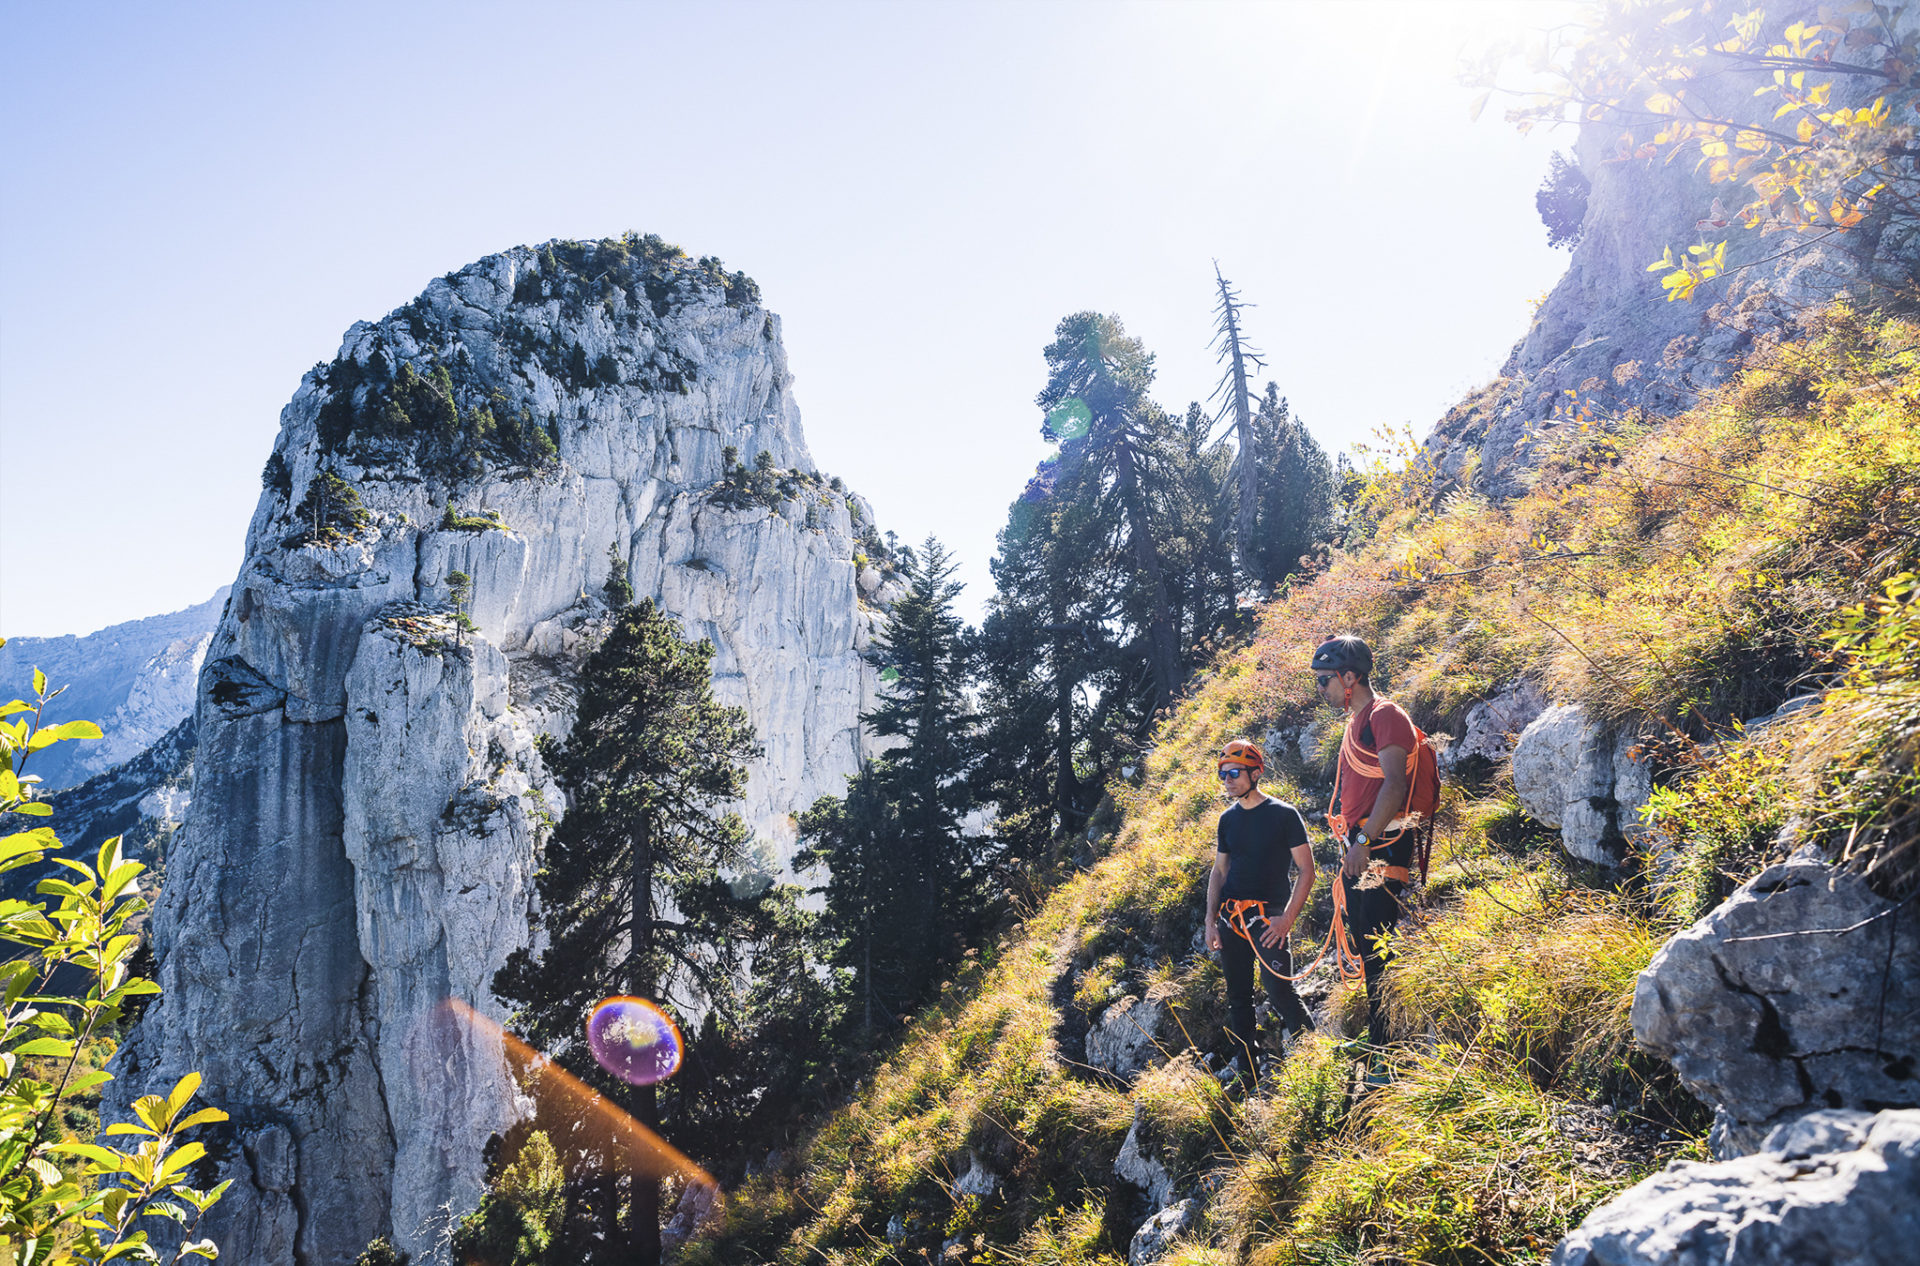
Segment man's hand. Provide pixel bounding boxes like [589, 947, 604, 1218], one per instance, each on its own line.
[1206, 918, 1222, 952]
[1341, 837, 1369, 880]
[1258, 912, 1294, 948]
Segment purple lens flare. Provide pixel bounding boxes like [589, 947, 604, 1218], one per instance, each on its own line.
[586, 996, 684, 1086]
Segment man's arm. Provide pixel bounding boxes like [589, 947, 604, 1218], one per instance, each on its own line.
[1362, 745, 1410, 842]
[1260, 842, 1316, 947]
[1205, 852, 1228, 951]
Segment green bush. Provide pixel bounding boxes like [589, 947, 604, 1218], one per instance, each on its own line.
[0, 653, 228, 1261]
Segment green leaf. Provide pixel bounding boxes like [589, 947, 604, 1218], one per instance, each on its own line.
[68, 1069, 113, 1094]
[156, 1142, 207, 1181]
[47, 1142, 124, 1169]
[31, 670, 46, 698]
[171, 1108, 229, 1133]
[35, 721, 101, 744]
[25, 1155, 61, 1186]
[100, 1123, 156, 1138]
[9, 802, 51, 817]
[10, 1037, 74, 1058]
[102, 861, 144, 904]
[165, 1072, 203, 1122]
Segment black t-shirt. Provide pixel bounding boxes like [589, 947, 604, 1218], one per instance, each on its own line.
[1217, 797, 1310, 905]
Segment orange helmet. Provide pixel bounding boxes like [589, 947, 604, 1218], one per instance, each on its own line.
[1219, 739, 1265, 772]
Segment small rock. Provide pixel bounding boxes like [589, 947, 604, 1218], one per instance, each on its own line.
[1129, 1198, 1197, 1265]
[953, 1150, 998, 1198]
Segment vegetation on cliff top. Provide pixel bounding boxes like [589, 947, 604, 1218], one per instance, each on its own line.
[686, 308, 1919, 1264]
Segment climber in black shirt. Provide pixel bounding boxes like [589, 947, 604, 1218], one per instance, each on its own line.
[1205, 739, 1316, 1083]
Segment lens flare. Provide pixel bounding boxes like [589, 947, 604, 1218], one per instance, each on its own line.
[1046, 398, 1091, 441]
[587, 996, 684, 1086]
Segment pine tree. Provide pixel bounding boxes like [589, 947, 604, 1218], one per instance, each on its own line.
[1037, 312, 1183, 712]
[493, 599, 762, 1265]
[604, 542, 635, 609]
[801, 537, 985, 1031]
[1247, 385, 1338, 590]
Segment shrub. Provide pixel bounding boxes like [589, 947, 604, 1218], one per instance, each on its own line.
[450, 1130, 564, 1266]
[0, 655, 228, 1261]
[287, 471, 371, 547]
[1536, 152, 1589, 249]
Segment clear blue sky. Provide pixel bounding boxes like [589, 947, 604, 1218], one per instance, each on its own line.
[2, 0, 1575, 636]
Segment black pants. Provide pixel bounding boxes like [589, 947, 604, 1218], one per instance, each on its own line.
[1343, 877, 1407, 1050]
[1217, 914, 1312, 1070]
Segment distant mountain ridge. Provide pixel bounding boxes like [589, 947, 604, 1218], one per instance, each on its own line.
[0, 590, 226, 789]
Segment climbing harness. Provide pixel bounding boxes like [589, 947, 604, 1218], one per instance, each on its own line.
[1219, 852, 1411, 988]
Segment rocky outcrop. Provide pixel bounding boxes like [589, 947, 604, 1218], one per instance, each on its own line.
[1511, 704, 1652, 864]
[114, 239, 889, 1265]
[1114, 1109, 1176, 1211]
[1087, 993, 1170, 1079]
[1425, 56, 1870, 501]
[1551, 1109, 1920, 1266]
[1440, 677, 1546, 774]
[0, 589, 225, 789]
[1631, 848, 1920, 1155]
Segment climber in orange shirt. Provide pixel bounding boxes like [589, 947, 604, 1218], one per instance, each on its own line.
[1313, 635, 1416, 1080]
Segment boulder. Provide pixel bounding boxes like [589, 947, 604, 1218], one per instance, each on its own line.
[1551, 1108, 1920, 1265]
[1129, 1198, 1196, 1266]
[1511, 704, 1652, 863]
[1632, 848, 1920, 1154]
[1442, 678, 1548, 772]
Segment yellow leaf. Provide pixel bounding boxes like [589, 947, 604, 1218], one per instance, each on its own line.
[1798, 116, 1816, 143]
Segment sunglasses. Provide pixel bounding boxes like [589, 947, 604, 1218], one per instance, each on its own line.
[1315, 673, 1337, 689]
[1218, 767, 1248, 781]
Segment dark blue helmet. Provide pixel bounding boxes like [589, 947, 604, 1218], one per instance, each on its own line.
[1309, 636, 1373, 677]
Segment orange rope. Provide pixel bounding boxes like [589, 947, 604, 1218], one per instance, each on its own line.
[1220, 857, 1412, 986]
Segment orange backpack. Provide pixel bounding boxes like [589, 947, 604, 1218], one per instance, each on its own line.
[1328, 702, 1441, 883]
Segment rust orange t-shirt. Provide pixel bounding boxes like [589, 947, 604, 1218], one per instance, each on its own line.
[1334, 698, 1418, 860]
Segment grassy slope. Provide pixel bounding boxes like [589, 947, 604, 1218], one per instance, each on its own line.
[688, 311, 1920, 1266]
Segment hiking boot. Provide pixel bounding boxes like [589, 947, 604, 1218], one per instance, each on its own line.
[1361, 1050, 1392, 1090]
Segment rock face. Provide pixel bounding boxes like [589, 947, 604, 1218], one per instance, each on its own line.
[1551, 1109, 1920, 1266]
[113, 239, 889, 1265]
[0, 589, 225, 789]
[1425, 68, 1869, 501]
[1511, 704, 1652, 864]
[1631, 848, 1920, 1154]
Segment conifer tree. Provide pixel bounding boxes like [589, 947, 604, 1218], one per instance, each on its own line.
[1037, 312, 1183, 712]
[494, 599, 763, 1265]
[1247, 385, 1339, 590]
[800, 537, 985, 1031]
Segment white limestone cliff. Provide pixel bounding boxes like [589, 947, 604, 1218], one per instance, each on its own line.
[113, 239, 890, 1265]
